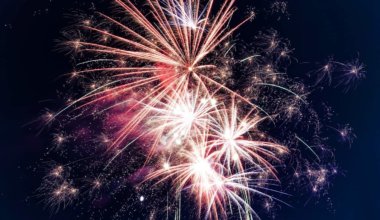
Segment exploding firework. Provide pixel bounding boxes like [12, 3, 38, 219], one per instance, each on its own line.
[36, 0, 363, 219]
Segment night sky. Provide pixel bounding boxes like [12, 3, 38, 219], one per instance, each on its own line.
[1, 0, 380, 219]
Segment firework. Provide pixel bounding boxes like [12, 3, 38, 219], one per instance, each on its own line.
[313, 57, 365, 91]
[36, 0, 363, 219]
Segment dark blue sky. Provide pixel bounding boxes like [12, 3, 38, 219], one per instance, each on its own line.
[1, 0, 379, 219]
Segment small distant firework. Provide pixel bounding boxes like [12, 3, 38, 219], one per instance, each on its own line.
[36, 0, 363, 219]
[329, 124, 356, 147]
[313, 57, 365, 92]
[270, 1, 290, 20]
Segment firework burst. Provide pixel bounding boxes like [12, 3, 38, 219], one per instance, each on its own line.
[36, 0, 364, 219]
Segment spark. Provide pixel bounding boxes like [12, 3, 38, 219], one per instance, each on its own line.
[93, 180, 102, 189]
[50, 166, 64, 178]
